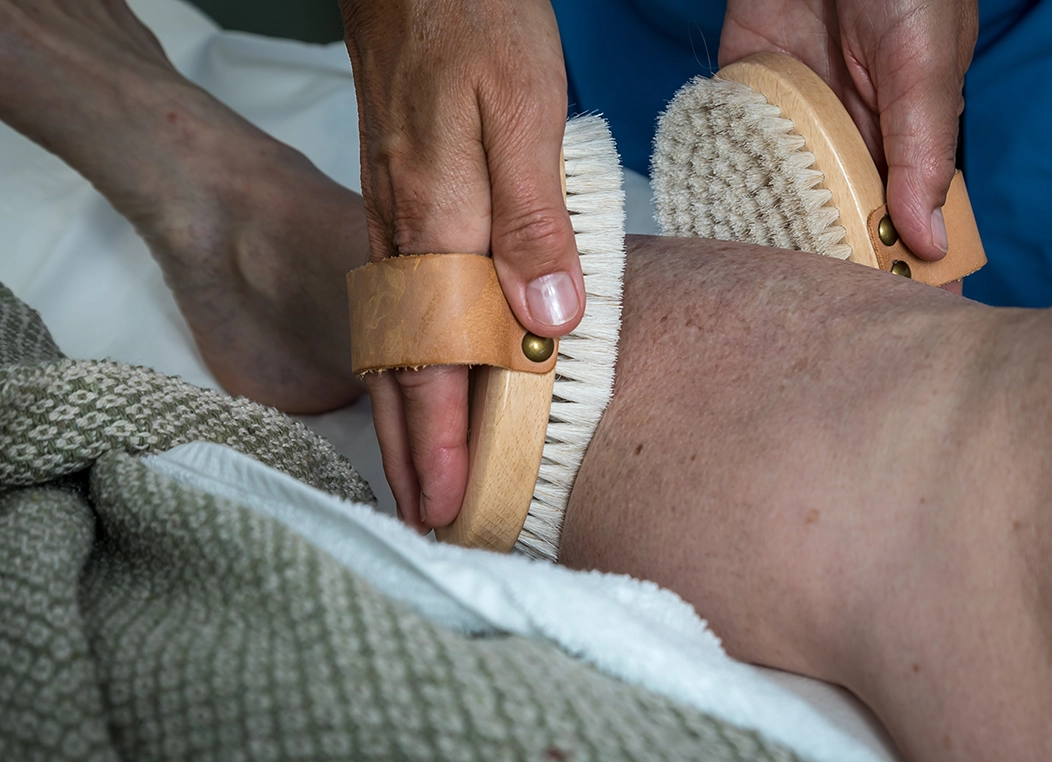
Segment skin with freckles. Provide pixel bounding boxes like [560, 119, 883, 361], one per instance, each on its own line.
[561, 235, 1052, 762]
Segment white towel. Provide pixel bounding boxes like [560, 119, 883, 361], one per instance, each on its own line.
[146, 441, 898, 762]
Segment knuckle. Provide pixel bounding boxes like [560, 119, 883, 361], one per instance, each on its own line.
[917, 137, 959, 186]
[395, 366, 469, 435]
[417, 442, 465, 487]
[370, 156, 491, 256]
[387, 190, 434, 253]
[363, 107, 495, 254]
[493, 206, 575, 270]
[883, 90, 960, 175]
[891, 150, 956, 208]
[488, 69, 567, 121]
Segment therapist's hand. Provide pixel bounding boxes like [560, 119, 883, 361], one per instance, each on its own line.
[720, 0, 978, 263]
[340, 0, 584, 532]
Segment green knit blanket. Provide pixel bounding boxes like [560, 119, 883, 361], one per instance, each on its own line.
[0, 282, 801, 762]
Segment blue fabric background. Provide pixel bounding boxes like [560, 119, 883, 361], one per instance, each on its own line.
[552, 0, 1052, 307]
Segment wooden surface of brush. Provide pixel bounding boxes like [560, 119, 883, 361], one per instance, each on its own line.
[653, 52, 985, 285]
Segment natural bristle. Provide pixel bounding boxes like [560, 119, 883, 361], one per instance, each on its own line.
[520, 78, 851, 558]
[515, 115, 626, 561]
[652, 76, 851, 261]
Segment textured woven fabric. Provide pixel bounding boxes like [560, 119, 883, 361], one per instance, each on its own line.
[0, 281, 803, 762]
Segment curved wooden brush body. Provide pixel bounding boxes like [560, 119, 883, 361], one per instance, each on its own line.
[434, 366, 554, 552]
[716, 53, 985, 284]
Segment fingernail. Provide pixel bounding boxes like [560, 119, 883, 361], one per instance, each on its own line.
[526, 272, 579, 328]
[931, 208, 949, 254]
[418, 491, 427, 525]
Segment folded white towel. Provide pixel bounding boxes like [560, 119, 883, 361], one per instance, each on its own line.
[146, 441, 895, 762]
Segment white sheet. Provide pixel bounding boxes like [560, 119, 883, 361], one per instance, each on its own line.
[0, 2, 900, 760]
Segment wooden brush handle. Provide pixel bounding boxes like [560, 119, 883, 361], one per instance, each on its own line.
[434, 365, 554, 552]
[718, 53, 986, 285]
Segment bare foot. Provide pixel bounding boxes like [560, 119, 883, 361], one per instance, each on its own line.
[562, 235, 1052, 761]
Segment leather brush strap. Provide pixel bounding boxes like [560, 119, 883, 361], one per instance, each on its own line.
[347, 253, 558, 375]
[866, 171, 987, 285]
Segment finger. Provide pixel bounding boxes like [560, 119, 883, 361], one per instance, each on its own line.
[484, 80, 585, 338]
[364, 372, 426, 533]
[363, 96, 484, 531]
[395, 365, 470, 528]
[856, 2, 978, 261]
[879, 67, 961, 262]
[346, 18, 491, 533]
[469, 1, 583, 339]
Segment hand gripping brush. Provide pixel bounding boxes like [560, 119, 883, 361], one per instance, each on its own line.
[347, 114, 625, 562]
[652, 53, 986, 286]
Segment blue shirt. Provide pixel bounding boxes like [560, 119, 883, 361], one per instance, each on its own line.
[552, 0, 1052, 307]
[552, 0, 725, 177]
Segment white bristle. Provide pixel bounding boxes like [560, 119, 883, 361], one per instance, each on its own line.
[651, 75, 851, 261]
[514, 114, 626, 561]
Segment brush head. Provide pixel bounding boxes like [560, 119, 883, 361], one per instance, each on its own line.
[515, 115, 626, 562]
[652, 74, 851, 260]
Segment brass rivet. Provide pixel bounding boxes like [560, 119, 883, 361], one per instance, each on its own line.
[890, 260, 912, 279]
[878, 215, 898, 247]
[522, 333, 555, 363]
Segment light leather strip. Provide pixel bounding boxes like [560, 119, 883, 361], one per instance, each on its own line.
[867, 171, 987, 286]
[347, 253, 558, 376]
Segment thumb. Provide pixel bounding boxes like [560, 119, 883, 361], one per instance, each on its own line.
[486, 102, 585, 339]
[868, 8, 976, 262]
[880, 73, 960, 262]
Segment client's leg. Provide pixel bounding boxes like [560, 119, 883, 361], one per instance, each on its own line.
[562, 235, 1052, 762]
[144, 147, 371, 414]
[0, 0, 369, 414]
